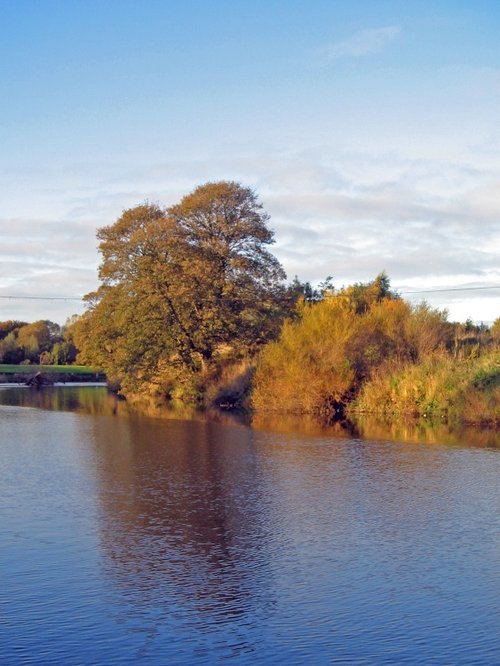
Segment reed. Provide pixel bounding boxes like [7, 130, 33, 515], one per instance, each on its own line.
[350, 350, 499, 425]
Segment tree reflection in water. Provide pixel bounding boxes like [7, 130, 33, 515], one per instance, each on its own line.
[89, 414, 277, 650]
[0, 385, 498, 663]
[1, 385, 496, 449]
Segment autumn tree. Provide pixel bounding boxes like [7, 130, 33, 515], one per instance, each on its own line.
[16, 320, 61, 363]
[50, 315, 79, 364]
[0, 332, 22, 363]
[74, 182, 287, 397]
[0, 319, 78, 365]
[0, 321, 26, 363]
[0, 320, 27, 340]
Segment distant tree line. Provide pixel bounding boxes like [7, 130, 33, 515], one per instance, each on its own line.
[0, 317, 78, 365]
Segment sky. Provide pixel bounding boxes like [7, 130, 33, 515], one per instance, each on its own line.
[1, 0, 499, 324]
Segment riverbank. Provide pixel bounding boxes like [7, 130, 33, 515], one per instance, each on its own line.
[0, 364, 106, 384]
[349, 349, 499, 426]
[251, 349, 499, 428]
[251, 284, 499, 427]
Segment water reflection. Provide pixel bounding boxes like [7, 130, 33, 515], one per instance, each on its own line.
[1, 386, 499, 663]
[1, 385, 497, 449]
[350, 414, 499, 449]
[89, 415, 275, 648]
[85, 412, 500, 663]
[0, 385, 118, 416]
[0, 385, 250, 428]
[252, 411, 500, 449]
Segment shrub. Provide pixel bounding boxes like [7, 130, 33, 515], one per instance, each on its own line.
[350, 349, 499, 425]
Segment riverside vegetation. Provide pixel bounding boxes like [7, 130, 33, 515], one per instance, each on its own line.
[0, 318, 78, 365]
[252, 282, 499, 426]
[0, 318, 102, 382]
[5, 181, 497, 426]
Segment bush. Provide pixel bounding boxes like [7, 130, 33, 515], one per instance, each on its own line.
[252, 277, 410, 414]
[350, 349, 499, 425]
[251, 274, 498, 425]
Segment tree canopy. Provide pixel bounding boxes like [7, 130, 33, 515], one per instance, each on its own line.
[74, 181, 288, 397]
[0, 319, 77, 364]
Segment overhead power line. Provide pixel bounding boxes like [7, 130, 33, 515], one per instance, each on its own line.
[0, 295, 83, 301]
[399, 285, 500, 295]
[0, 285, 499, 302]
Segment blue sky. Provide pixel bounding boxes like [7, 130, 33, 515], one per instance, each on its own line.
[1, 0, 499, 323]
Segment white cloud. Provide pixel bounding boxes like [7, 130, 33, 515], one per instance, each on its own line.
[319, 26, 401, 61]
[1, 148, 499, 324]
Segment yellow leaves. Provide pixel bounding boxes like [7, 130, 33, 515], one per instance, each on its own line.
[78, 182, 289, 400]
[252, 276, 455, 415]
[252, 291, 362, 413]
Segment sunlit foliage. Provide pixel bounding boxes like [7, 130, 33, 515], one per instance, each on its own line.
[74, 182, 288, 399]
[490, 317, 500, 344]
[252, 274, 498, 424]
[0, 319, 74, 364]
[352, 349, 499, 425]
[252, 274, 413, 414]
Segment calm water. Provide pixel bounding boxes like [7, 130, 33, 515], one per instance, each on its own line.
[0, 387, 498, 665]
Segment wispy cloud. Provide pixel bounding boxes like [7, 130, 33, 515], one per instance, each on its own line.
[1, 149, 499, 324]
[319, 26, 401, 61]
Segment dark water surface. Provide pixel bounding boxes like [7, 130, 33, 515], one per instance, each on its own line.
[1, 387, 498, 665]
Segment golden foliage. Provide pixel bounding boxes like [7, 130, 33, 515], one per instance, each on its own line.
[351, 349, 500, 425]
[252, 278, 418, 414]
[252, 275, 497, 424]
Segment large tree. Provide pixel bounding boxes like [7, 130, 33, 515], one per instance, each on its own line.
[75, 182, 287, 396]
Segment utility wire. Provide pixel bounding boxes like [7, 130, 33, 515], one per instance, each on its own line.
[0, 285, 499, 302]
[399, 285, 500, 295]
[0, 295, 83, 301]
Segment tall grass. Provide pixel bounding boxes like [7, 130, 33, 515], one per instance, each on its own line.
[350, 350, 499, 425]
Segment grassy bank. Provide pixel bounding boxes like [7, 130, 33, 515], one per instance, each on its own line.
[0, 364, 105, 382]
[349, 350, 499, 426]
[0, 364, 99, 374]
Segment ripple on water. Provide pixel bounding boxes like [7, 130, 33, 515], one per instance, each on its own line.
[0, 391, 499, 664]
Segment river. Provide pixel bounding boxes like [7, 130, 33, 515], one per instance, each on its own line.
[0, 386, 498, 664]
